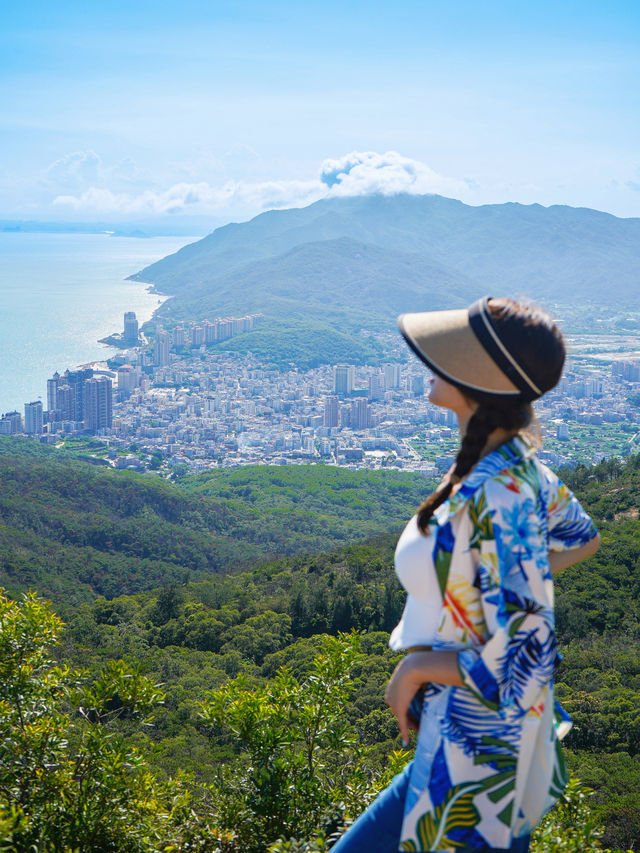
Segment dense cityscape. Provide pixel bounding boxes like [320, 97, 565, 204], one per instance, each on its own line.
[2, 310, 640, 475]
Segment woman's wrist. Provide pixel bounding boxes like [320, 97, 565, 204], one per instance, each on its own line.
[403, 650, 464, 688]
[385, 650, 465, 745]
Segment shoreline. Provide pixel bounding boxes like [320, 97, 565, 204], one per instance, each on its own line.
[0, 233, 194, 414]
[50, 281, 168, 394]
[89, 282, 169, 361]
[125, 280, 170, 328]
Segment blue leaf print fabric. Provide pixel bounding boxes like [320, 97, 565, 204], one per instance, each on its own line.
[395, 436, 597, 852]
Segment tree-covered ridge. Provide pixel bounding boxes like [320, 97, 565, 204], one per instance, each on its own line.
[179, 463, 427, 518]
[4, 593, 614, 853]
[133, 194, 640, 312]
[65, 453, 640, 850]
[0, 437, 431, 606]
[201, 317, 391, 370]
[554, 455, 640, 643]
[60, 507, 640, 850]
[2, 437, 640, 847]
[126, 194, 640, 365]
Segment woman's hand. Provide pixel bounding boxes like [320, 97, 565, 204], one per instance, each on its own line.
[385, 655, 427, 746]
[385, 651, 465, 746]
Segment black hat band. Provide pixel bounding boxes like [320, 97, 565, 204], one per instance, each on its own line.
[468, 297, 542, 402]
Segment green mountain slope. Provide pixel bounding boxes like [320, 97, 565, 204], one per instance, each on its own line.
[127, 193, 640, 366]
[58, 451, 640, 850]
[149, 235, 479, 366]
[132, 193, 640, 313]
[153, 236, 475, 328]
[2, 437, 640, 846]
[0, 437, 430, 606]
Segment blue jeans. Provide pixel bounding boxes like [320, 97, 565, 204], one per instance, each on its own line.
[331, 761, 530, 853]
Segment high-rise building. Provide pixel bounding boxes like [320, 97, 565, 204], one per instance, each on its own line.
[24, 400, 43, 434]
[47, 371, 60, 413]
[584, 378, 604, 397]
[123, 312, 139, 344]
[334, 364, 355, 395]
[350, 398, 370, 430]
[613, 360, 640, 382]
[0, 411, 22, 434]
[117, 365, 138, 398]
[323, 396, 339, 428]
[384, 364, 402, 389]
[411, 375, 425, 396]
[217, 319, 233, 341]
[83, 377, 113, 432]
[62, 368, 94, 421]
[55, 384, 74, 421]
[173, 325, 185, 348]
[154, 330, 171, 366]
[191, 324, 204, 347]
[368, 373, 385, 400]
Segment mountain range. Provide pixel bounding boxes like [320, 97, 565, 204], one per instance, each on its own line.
[130, 193, 640, 365]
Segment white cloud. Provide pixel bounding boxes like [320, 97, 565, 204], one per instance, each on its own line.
[320, 150, 468, 198]
[51, 150, 470, 216]
[53, 178, 324, 216]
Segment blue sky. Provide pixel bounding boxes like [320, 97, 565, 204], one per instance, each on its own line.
[2, 0, 639, 228]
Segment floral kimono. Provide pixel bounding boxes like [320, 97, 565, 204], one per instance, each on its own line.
[399, 436, 597, 852]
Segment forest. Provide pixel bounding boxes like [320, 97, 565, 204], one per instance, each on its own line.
[0, 437, 428, 606]
[0, 436, 638, 850]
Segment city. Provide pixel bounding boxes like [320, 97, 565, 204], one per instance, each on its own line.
[2, 311, 640, 475]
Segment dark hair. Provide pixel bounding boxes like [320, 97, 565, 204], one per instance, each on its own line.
[416, 298, 565, 533]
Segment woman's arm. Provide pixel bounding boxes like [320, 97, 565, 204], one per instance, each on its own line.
[385, 650, 462, 746]
[548, 531, 601, 574]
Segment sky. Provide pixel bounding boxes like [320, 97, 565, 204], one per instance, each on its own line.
[2, 0, 639, 230]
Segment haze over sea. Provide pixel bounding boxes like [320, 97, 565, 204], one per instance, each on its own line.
[0, 233, 196, 415]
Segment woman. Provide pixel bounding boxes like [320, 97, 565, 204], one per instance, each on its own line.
[332, 297, 600, 853]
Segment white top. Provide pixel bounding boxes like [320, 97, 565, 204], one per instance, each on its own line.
[388, 512, 444, 651]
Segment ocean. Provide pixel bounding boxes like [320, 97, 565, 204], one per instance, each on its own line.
[0, 232, 198, 415]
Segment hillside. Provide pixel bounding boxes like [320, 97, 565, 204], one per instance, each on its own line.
[1, 437, 640, 846]
[147, 236, 474, 330]
[0, 437, 430, 606]
[59, 451, 640, 850]
[131, 193, 640, 323]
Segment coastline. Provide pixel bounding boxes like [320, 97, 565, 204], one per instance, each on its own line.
[75, 284, 168, 374]
[0, 233, 192, 415]
[95, 282, 169, 352]
[122, 280, 169, 329]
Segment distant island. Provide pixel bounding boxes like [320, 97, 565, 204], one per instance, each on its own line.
[0, 219, 200, 237]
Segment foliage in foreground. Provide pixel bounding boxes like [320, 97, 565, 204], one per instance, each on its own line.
[201, 634, 626, 853]
[200, 632, 405, 853]
[0, 589, 634, 852]
[0, 590, 220, 852]
[531, 777, 632, 853]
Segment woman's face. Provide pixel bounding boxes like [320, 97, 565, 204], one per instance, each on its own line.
[428, 374, 477, 419]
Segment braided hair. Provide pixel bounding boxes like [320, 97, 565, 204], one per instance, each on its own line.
[416, 399, 532, 531]
[416, 298, 564, 533]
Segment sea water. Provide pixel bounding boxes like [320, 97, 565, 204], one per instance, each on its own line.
[0, 232, 198, 415]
